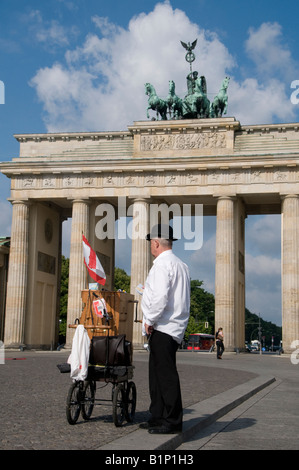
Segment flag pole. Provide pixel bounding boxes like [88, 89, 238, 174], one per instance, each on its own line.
[82, 232, 88, 289]
[85, 265, 88, 289]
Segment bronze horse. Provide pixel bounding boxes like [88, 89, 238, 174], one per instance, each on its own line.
[210, 77, 230, 118]
[145, 83, 168, 120]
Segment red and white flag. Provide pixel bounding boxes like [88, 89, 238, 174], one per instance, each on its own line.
[82, 235, 106, 285]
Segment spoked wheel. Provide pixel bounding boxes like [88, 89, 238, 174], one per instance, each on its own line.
[125, 381, 137, 422]
[66, 381, 82, 425]
[112, 384, 126, 427]
[81, 380, 95, 420]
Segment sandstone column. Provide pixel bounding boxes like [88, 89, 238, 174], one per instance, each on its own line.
[129, 198, 151, 347]
[4, 200, 30, 347]
[215, 196, 236, 351]
[65, 199, 90, 347]
[281, 195, 299, 353]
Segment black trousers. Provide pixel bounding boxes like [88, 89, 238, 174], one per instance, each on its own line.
[148, 330, 182, 426]
[216, 340, 225, 357]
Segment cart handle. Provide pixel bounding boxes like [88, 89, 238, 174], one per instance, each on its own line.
[129, 300, 142, 323]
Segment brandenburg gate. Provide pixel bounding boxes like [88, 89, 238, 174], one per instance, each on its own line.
[1, 117, 299, 353]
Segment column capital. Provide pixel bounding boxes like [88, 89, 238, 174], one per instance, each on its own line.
[67, 198, 91, 204]
[280, 194, 299, 201]
[214, 194, 237, 201]
[8, 199, 31, 206]
[128, 196, 152, 203]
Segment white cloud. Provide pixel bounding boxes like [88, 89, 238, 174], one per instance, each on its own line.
[29, 5, 298, 131]
[246, 253, 281, 281]
[24, 9, 78, 49]
[234, 21, 298, 125]
[29, 2, 235, 131]
[245, 22, 296, 80]
[245, 286, 281, 326]
[246, 215, 281, 257]
[30, 64, 97, 130]
[36, 20, 70, 47]
[230, 77, 295, 125]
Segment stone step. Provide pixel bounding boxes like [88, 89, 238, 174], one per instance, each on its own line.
[50, 141, 134, 158]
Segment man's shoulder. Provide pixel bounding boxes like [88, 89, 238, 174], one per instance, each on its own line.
[156, 250, 180, 264]
[158, 250, 189, 272]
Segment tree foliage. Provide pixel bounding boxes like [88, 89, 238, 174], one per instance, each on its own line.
[186, 279, 215, 337]
[59, 255, 69, 341]
[245, 308, 282, 346]
[114, 267, 131, 292]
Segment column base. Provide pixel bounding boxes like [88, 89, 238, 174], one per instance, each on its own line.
[4, 342, 59, 351]
[4, 342, 27, 350]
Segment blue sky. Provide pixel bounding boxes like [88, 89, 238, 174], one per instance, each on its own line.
[1, 0, 299, 327]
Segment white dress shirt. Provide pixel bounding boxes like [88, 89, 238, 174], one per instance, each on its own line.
[141, 249, 190, 344]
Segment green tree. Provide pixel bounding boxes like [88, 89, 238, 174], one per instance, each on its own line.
[185, 315, 207, 337]
[59, 255, 69, 341]
[245, 308, 282, 347]
[188, 279, 215, 335]
[114, 267, 131, 292]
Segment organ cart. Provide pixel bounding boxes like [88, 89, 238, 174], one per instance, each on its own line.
[58, 290, 138, 427]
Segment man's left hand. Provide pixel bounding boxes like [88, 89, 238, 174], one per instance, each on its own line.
[144, 323, 154, 335]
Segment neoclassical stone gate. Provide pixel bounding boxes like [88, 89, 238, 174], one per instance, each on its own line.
[1, 117, 299, 352]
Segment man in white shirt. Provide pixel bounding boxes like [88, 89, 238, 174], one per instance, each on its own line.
[141, 224, 190, 434]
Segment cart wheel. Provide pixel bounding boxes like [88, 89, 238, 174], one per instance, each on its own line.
[112, 384, 126, 427]
[81, 380, 95, 420]
[125, 381, 137, 422]
[66, 382, 82, 425]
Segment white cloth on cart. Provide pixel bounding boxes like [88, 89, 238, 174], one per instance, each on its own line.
[67, 325, 90, 381]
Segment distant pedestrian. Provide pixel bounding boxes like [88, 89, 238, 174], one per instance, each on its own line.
[216, 327, 224, 359]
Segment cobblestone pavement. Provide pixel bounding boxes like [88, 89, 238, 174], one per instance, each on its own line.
[0, 350, 256, 450]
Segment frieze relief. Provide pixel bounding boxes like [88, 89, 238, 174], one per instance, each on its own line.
[140, 131, 226, 151]
[83, 176, 95, 186]
[22, 177, 36, 188]
[63, 176, 76, 187]
[43, 177, 56, 187]
[274, 170, 288, 181]
[14, 166, 299, 191]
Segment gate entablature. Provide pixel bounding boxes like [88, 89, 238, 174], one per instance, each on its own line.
[2, 117, 299, 219]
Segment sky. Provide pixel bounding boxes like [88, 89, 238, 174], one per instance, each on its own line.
[1, 0, 299, 327]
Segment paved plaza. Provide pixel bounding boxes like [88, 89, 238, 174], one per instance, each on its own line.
[0, 348, 298, 451]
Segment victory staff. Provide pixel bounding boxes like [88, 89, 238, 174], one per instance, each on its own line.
[141, 224, 190, 434]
